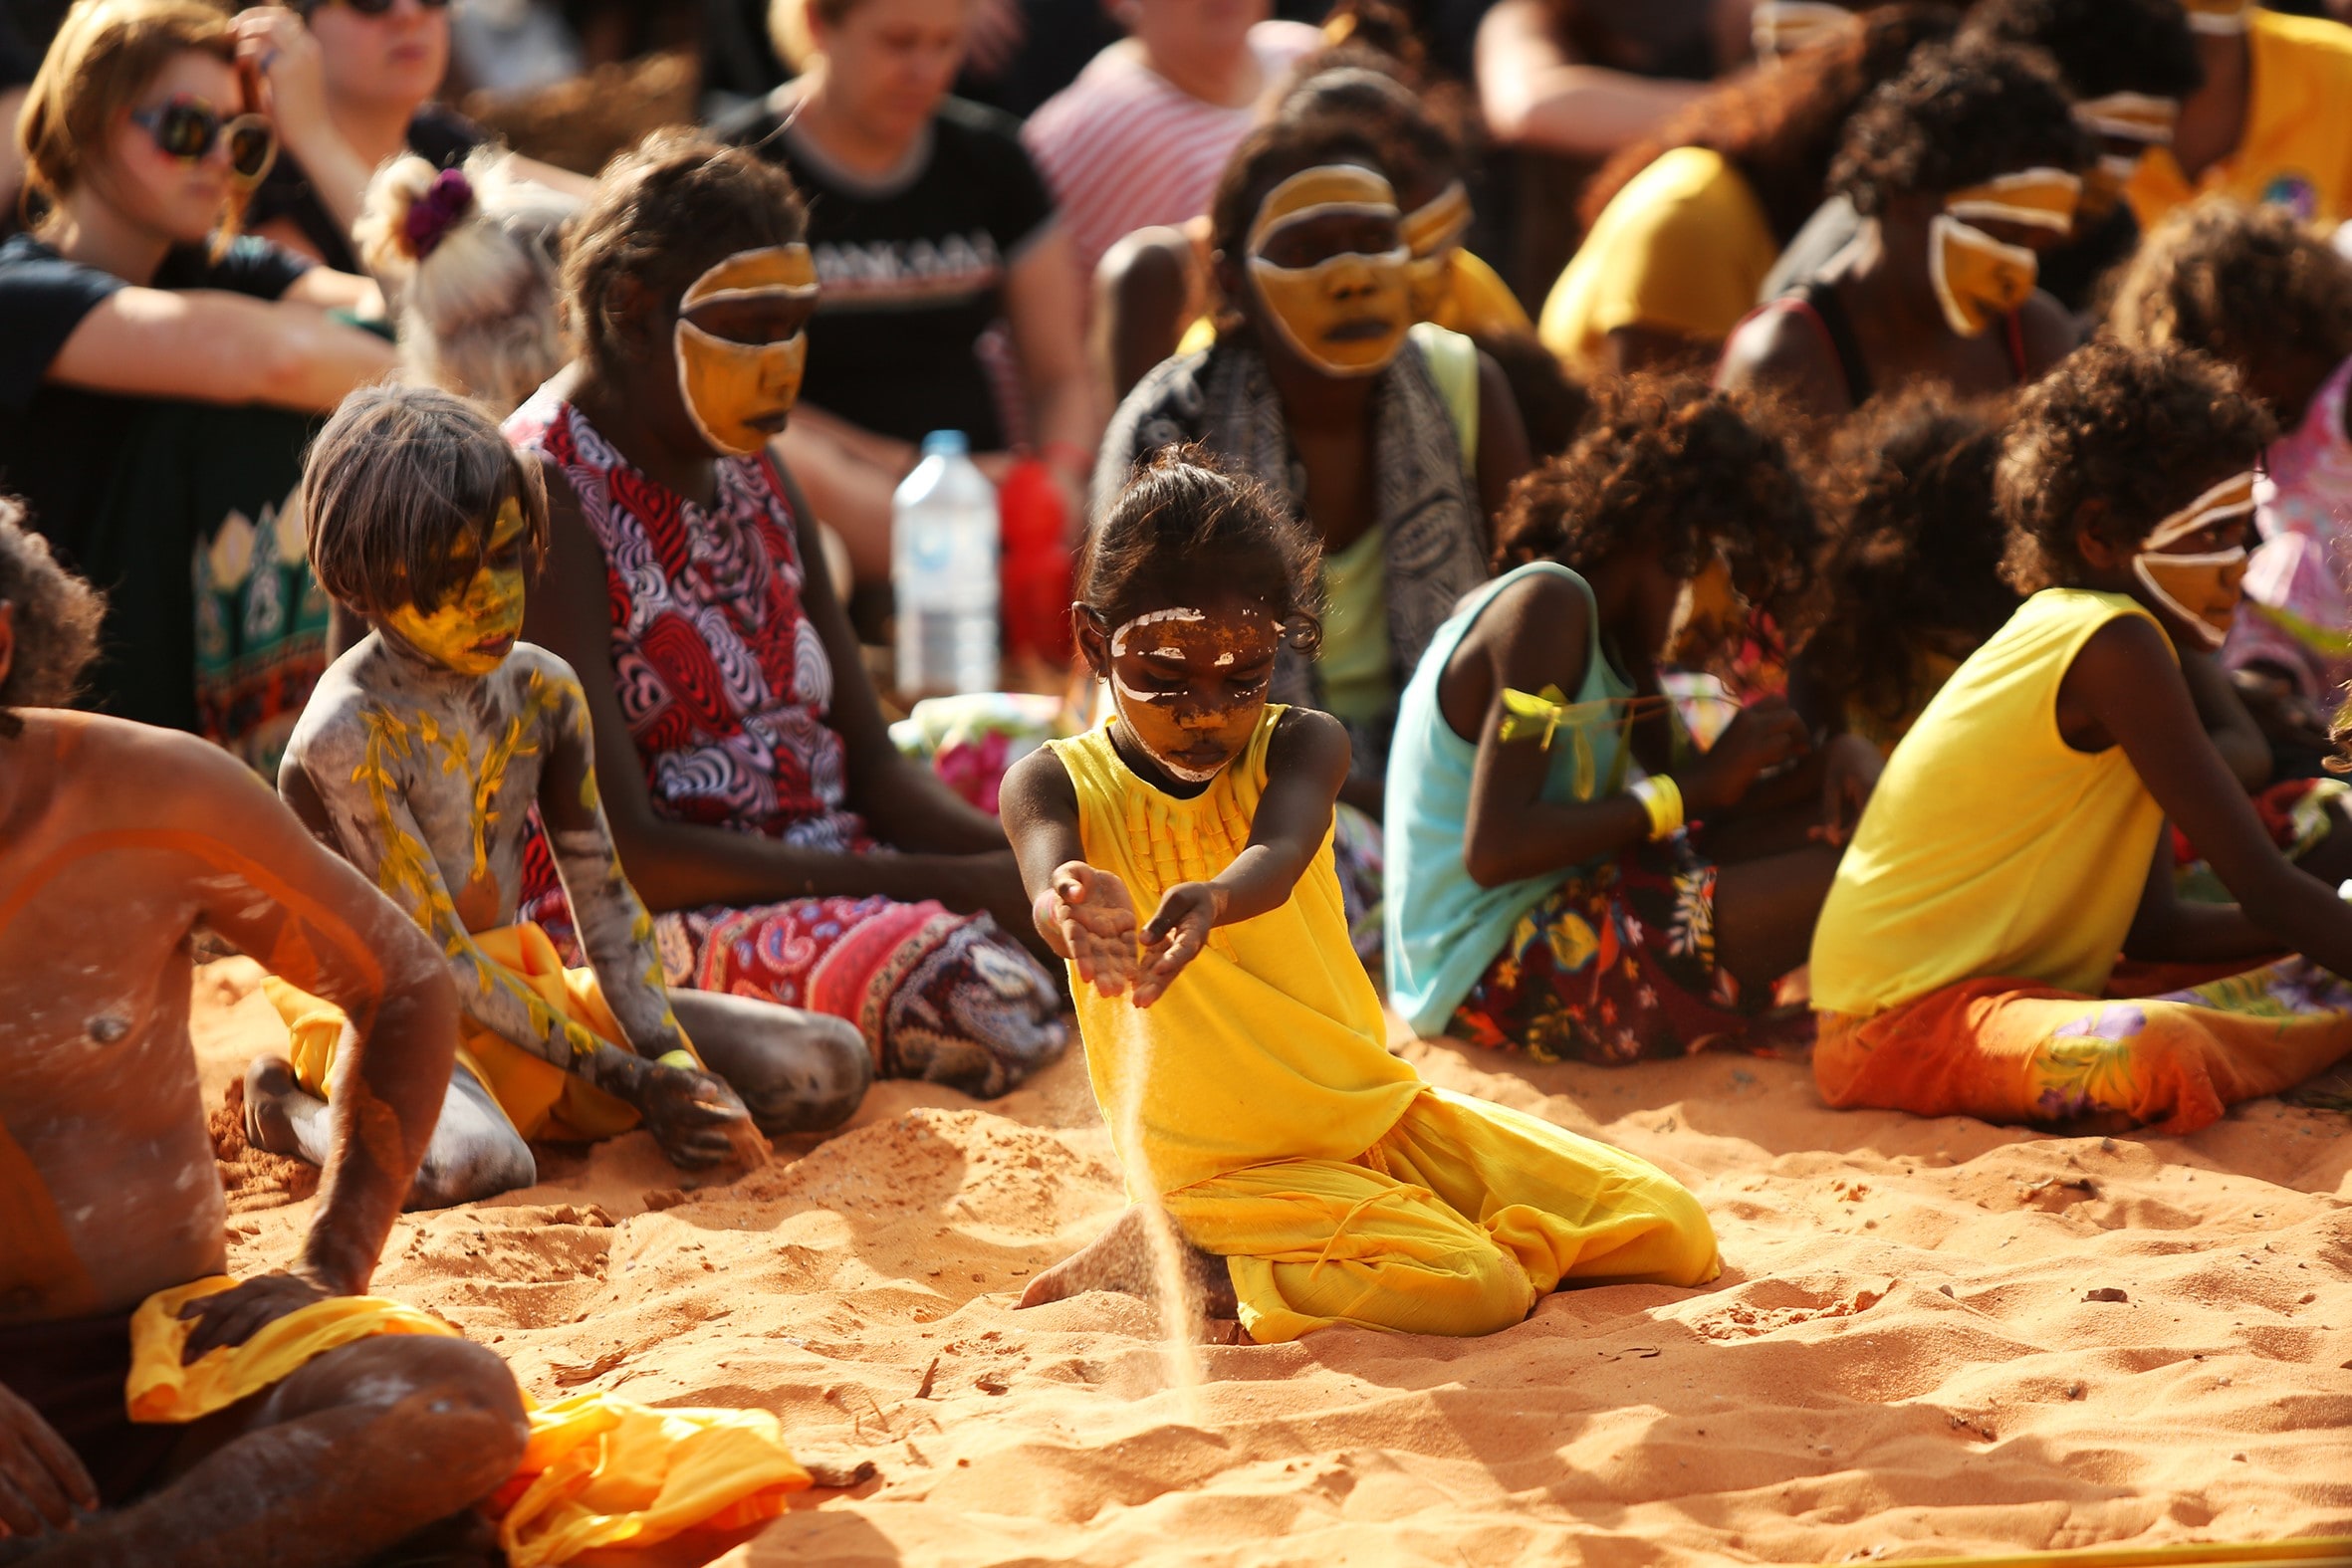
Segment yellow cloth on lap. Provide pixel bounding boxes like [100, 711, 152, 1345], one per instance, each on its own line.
[127, 1278, 810, 1567]
[264, 921, 668, 1142]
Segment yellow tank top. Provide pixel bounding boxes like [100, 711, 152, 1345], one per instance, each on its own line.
[1047, 705, 1421, 1196]
[1810, 590, 2171, 1016]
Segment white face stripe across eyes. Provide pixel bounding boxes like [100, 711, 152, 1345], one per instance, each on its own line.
[1110, 607, 1206, 657]
[1252, 204, 1403, 259]
[1944, 169, 2082, 232]
[2074, 92, 2179, 144]
[2144, 472, 2257, 551]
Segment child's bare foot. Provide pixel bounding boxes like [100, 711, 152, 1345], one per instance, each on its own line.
[243, 1054, 307, 1157]
[1017, 1205, 1238, 1317]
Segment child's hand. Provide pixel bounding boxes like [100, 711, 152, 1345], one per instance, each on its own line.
[636, 1063, 763, 1170]
[1811, 733, 1883, 847]
[1039, 861, 1142, 997]
[1683, 699, 1810, 815]
[1134, 881, 1223, 1007]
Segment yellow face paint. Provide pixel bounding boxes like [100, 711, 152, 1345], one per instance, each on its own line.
[1246, 164, 1412, 379]
[2074, 93, 2180, 147]
[2134, 472, 2256, 650]
[380, 499, 529, 677]
[1944, 168, 2082, 235]
[674, 245, 820, 458]
[1928, 214, 2039, 338]
[2182, 0, 2251, 34]
[1401, 180, 1473, 322]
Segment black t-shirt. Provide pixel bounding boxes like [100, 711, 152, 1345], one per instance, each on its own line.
[0, 231, 313, 727]
[245, 103, 484, 274]
[711, 94, 1056, 450]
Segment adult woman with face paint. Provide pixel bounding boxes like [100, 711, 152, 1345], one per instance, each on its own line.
[1098, 121, 1530, 817]
[0, 0, 397, 768]
[1809, 341, 2352, 1133]
[1718, 43, 2092, 426]
[509, 133, 1067, 1100]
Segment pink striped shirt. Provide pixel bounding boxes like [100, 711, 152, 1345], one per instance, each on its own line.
[1022, 21, 1320, 296]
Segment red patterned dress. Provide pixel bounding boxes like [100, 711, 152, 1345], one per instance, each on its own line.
[505, 390, 1064, 1097]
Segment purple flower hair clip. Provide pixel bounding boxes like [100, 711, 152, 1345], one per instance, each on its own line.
[402, 167, 476, 260]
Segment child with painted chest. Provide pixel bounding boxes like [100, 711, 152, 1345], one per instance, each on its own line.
[999, 447, 1719, 1345]
[251, 385, 871, 1208]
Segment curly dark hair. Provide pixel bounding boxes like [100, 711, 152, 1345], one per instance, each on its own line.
[1997, 340, 2276, 594]
[1958, 0, 2203, 101]
[0, 495, 105, 737]
[1076, 445, 1325, 657]
[1830, 41, 2092, 217]
[1494, 375, 1819, 630]
[1580, 4, 1960, 244]
[1208, 117, 1392, 268]
[1277, 59, 1467, 202]
[1800, 387, 2017, 731]
[2107, 197, 2352, 375]
[562, 129, 808, 371]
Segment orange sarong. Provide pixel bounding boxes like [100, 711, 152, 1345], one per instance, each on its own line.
[1815, 956, 2352, 1133]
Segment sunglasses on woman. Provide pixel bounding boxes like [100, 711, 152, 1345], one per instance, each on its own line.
[293, 0, 452, 16]
[129, 97, 278, 182]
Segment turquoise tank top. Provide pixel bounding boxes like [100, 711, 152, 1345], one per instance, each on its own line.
[1382, 561, 1635, 1036]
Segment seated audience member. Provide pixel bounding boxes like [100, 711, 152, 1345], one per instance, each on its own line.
[0, 497, 530, 1563]
[1719, 42, 2090, 424]
[2108, 199, 2352, 732]
[1809, 340, 2352, 1135]
[1003, 448, 1721, 1342]
[256, 385, 871, 1208]
[509, 132, 1068, 1097]
[353, 145, 579, 415]
[1101, 58, 1532, 400]
[1024, 0, 1320, 300]
[1760, 0, 2204, 317]
[0, 0, 396, 770]
[716, 0, 1098, 585]
[2126, 0, 2352, 234]
[233, 0, 588, 274]
[1540, 2, 1956, 375]
[1384, 376, 1871, 1062]
[1793, 386, 2016, 757]
[1098, 119, 1532, 963]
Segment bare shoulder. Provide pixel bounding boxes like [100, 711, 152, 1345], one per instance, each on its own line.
[2018, 289, 2080, 376]
[1270, 704, 1350, 772]
[1001, 742, 1078, 820]
[1720, 301, 1837, 389]
[47, 713, 285, 829]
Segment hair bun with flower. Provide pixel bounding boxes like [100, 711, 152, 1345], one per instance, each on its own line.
[402, 167, 477, 260]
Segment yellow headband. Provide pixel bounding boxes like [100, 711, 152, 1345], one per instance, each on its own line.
[2073, 92, 2180, 145]
[2145, 472, 2257, 551]
[1400, 181, 1472, 260]
[1247, 165, 1399, 257]
[2182, 0, 2251, 34]
[680, 245, 820, 313]
[1945, 168, 2082, 233]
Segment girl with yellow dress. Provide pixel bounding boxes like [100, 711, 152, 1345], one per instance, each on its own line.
[999, 446, 1719, 1345]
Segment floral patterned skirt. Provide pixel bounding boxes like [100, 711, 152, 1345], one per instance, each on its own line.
[1445, 832, 1802, 1065]
[1815, 958, 2352, 1134]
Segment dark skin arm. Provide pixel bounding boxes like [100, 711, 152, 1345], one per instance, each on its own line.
[178, 756, 463, 1357]
[518, 457, 1045, 952]
[2061, 615, 2346, 970]
[1000, 708, 1352, 1006]
[1445, 571, 1809, 888]
[1473, 349, 1533, 531]
[1715, 304, 1853, 427]
[2179, 643, 2273, 792]
[1093, 227, 1195, 403]
[0, 1381, 97, 1537]
[2016, 290, 2081, 381]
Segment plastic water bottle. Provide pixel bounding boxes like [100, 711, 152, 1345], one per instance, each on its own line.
[893, 430, 1001, 697]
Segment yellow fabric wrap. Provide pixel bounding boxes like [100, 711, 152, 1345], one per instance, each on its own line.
[126, 1278, 810, 1567]
[1164, 1085, 1721, 1343]
[264, 921, 686, 1142]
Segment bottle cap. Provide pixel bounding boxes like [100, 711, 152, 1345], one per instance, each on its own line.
[921, 430, 970, 457]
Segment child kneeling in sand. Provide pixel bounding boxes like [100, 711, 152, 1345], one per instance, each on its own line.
[1001, 448, 1719, 1344]
[253, 385, 871, 1207]
[1810, 341, 2352, 1134]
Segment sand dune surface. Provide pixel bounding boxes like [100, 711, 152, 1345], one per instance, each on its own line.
[191, 961, 2352, 1566]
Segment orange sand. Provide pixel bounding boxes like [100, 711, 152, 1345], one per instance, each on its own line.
[191, 960, 2352, 1565]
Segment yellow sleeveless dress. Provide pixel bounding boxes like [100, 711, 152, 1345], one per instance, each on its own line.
[1048, 706, 1720, 1343]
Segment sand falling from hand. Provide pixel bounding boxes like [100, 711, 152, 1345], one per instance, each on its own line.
[1116, 1029, 1208, 1422]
